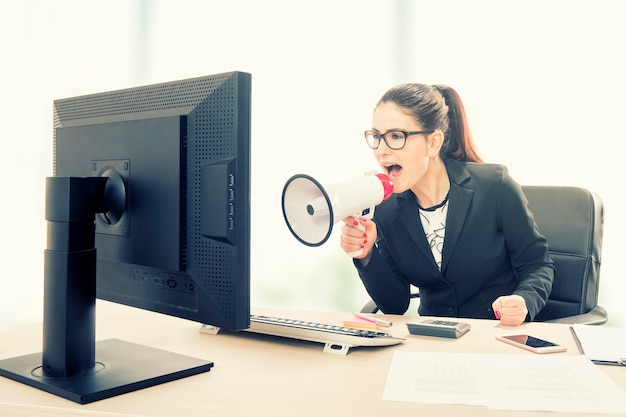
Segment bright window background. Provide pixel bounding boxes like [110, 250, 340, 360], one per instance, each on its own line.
[1, 0, 624, 333]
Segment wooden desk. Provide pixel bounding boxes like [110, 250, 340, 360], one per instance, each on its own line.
[1, 301, 624, 417]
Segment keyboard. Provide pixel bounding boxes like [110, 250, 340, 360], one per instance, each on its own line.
[245, 314, 405, 355]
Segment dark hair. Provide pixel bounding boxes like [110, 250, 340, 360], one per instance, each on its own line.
[377, 83, 483, 163]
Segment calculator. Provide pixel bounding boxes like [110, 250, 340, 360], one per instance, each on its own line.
[406, 319, 471, 339]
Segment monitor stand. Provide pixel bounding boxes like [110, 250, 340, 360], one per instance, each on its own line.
[0, 338, 213, 404]
[0, 177, 213, 404]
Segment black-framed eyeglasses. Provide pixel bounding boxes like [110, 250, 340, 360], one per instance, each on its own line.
[364, 129, 434, 150]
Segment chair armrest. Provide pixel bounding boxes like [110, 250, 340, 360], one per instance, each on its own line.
[543, 305, 608, 325]
[359, 292, 421, 314]
[360, 299, 380, 314]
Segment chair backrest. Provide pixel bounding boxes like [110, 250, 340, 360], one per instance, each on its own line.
[522, 186, 604, 321]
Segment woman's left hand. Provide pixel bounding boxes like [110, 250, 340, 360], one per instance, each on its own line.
[492, 295, 528, 326]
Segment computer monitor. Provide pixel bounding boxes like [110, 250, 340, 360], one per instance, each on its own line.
[54, 71, 251, 331]
[0, 71, 252, 403]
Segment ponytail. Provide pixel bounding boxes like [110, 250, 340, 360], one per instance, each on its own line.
[434, 84, 482, 163]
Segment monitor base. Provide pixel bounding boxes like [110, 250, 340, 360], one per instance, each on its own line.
[0, 338, 213, 404]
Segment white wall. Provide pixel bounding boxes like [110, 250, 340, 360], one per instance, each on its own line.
[403, 0, 626, 326]
[1, 0, 624, 333]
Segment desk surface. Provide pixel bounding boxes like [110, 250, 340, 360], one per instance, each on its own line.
[1, 301, 625, 417]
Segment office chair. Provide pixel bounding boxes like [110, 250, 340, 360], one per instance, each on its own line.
[361, 185, 608, 325]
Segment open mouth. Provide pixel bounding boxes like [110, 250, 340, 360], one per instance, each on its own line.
[384, 164, 402, 178]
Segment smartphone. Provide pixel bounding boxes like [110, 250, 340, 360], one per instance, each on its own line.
[496, 334, 567, 354]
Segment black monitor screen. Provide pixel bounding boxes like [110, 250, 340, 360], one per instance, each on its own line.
[53, 71, 251, 331]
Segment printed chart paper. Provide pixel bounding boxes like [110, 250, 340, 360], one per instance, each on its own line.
[383, 351, 626, 414]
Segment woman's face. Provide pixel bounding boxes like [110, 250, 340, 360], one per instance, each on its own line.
[371, 102, 438, 193]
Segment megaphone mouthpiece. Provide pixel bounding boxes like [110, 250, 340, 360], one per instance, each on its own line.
[375, 173, 394, 202]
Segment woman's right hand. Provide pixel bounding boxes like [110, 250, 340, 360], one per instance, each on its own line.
[340, 216, 377, 264]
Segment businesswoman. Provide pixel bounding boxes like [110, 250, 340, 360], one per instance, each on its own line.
[340, 83, 554, 326]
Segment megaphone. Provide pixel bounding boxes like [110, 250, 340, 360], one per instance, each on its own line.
[281, 173, 394, 256]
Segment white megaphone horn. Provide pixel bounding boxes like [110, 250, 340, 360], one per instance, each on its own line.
[281, 173, 394, 256]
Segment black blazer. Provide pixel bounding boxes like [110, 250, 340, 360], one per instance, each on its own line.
[356, 159, 555, 321]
